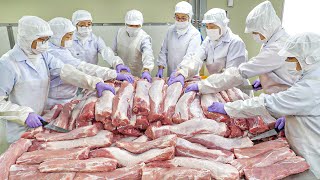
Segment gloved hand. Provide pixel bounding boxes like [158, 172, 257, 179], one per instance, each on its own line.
[116, 64, 131, 73]
[208, 102, 227, 115]
[141, 71, 152, 82]
[96, 82, 116, 97]
[156, 68, 164, 78]
[167, 74, 185, 86]
[252, 79, 262, 91]
[275, 116, 285, 130]
[116, 73, 134, 84]
[25, 113, 44, 128]
[185, 83, 199, 93]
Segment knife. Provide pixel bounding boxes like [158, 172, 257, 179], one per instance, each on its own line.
[240, 85, 255, 90]
[40, 119, 70, 133]
[251, 128, 281, 141]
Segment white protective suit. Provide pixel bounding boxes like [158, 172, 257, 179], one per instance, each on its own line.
[182, 1, 297, 95]
[224, 33, 320, 179]
[47, 17, 117, 108]
[70, 10, 124, 67]
[0, 16, 103, 144]
[157, 1, 201, 76]
[112, 10, 154, 77]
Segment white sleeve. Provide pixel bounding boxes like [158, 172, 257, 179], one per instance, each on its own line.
[97, 37, 124, 68]
[60, 64, 103, 90]
[157, 32, 169, 68]
[77, 62, 117, 81]
[198, 67, 244, 94]
[0, 96, 34, 125]
[141, 36, 155, 71]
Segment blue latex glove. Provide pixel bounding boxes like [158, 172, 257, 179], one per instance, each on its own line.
[168, 74, 185, 86]
[116, 73, 134, 84]
[275, 116, 285, 130]
[141, 71, 152, 82]
[252, 79, 262, 91]
[116, 64, 131, 73]
[156, 68, 164, 78]
[25, 113, 44, 128]
[96, 82, 116, 97]
[185, 83, 199, 93]
[208, 102, 227, 115]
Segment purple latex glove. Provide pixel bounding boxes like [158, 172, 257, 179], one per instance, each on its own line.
[275, 116, 285, 130]
[116, 73, 134, 84]
[116, 64, 131, 73]
[96, 82, 116, 97]
[208, 102, 227, 115]
[185, 83, 199, 93]
[167, 74, 185, 86]
[141, 71, 152, 82]
[25, 112, 44, 128]
[252, 79, 262, 91]
[156, 68, 164, 78]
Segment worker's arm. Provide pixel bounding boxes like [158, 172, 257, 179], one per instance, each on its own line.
[157, 30, 169, 69]
[97, 36, 124, 69]
[140, 36, 154, 72]
[225, 40, 247, 69]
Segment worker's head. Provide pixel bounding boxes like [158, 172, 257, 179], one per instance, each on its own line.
[125, 10, 143, 37]
[49, 17, 76, 48]
[17, 16, 53, 55]
[202, 8, 229, 41]
[72, 10, 93, 37]
[245, 1, 281, 42]
[174, 1, 193, 33]
[279, 32, 320, 72]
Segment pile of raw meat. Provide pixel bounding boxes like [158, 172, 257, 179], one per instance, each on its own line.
[0, 78, 310, 180]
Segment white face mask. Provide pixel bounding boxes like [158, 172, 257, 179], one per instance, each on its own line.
[252, 34, 267, 44]
[175, 21, 189, 36]
[32, 41, 49, 55]
[77, 26, 92, 37]
[63, 40, 73, 48]
[126, 26, 141, 37]
[206, 28, 221, 41]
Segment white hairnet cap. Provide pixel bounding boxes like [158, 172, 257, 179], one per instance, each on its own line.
[202, 8, 229, 28]
[279, 32, 320, 66]
[17, 16, 53, 54]
[72, 10, 93, 26]
[245, 1, 281, 40]
[49, 17, 76, 47]
[125, 10, 143, 26]
[175, 1, 193, 17]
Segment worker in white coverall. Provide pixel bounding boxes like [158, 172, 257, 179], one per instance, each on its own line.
[0, 16, 116, 146]
[69, 10, 130, 73]
[156, 1, 201, 78]
[168, 8, 250, 94]
[112, 10, 155, 82]
[179, 1, 296, 95]
[207, 32, 320, 179]
[47, 17, 134, 108]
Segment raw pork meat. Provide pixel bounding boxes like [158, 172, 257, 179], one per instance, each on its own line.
[9, 170, 75, 180]
[115, 134, 177, 153]
[141, 167, 211, 180]
[175, 138, 234, 163]
[35, 124, 100, 142]
[187, 133, 253, 151]
[201, 93, 229, 122]
[16, 147, 89, 165]
[74, 163, 144, 180]
[231, 147, 296, 175]
[133, 80, 151, 116]
[42, 104, 63, 122]
[243, 156, 309, 180]
[39, 158, 117, 172]
[95, 84, 115, 123]
[20, 126, 44, 139]
[77, 96, 98, 127]
[247, 116, 269, 134]
[69, 100, 86, 130]
[189, 95, 205, 119]
[172, 91, 196, 123]
[233, 138, 289, 159]
[148, 78, 166, 122]
[162, 82, 183, 125]
[219, 90, 231, 102]
[146, 118, 228, 139]
[49, 100, 79, 130]
[134, 115, 149, 130]
[0, 139, 32, 180]
[28, 130, 113, 151]
[112, 81, 134, 126]
[96, 146, 175, 167]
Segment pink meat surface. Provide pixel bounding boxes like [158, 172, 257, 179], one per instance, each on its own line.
[76, 96, 98, 128]
[49, 100, 79, 130]
[95, 84, 115, 124]
[162, 82, 183, 125]
[201, 93, 230, 122]
[148, 78, 167, 122]
[133, 80, 151, 116]
[172, 91, 196, 124]
[141, 167, 211, 180]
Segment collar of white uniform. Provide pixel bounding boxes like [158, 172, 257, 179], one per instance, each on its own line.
[12, 45, 30, 62]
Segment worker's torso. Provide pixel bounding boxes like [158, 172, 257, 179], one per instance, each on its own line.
[70, 33, 99, 65]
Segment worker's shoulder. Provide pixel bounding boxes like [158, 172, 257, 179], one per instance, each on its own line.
[0, 50, 16, 70]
